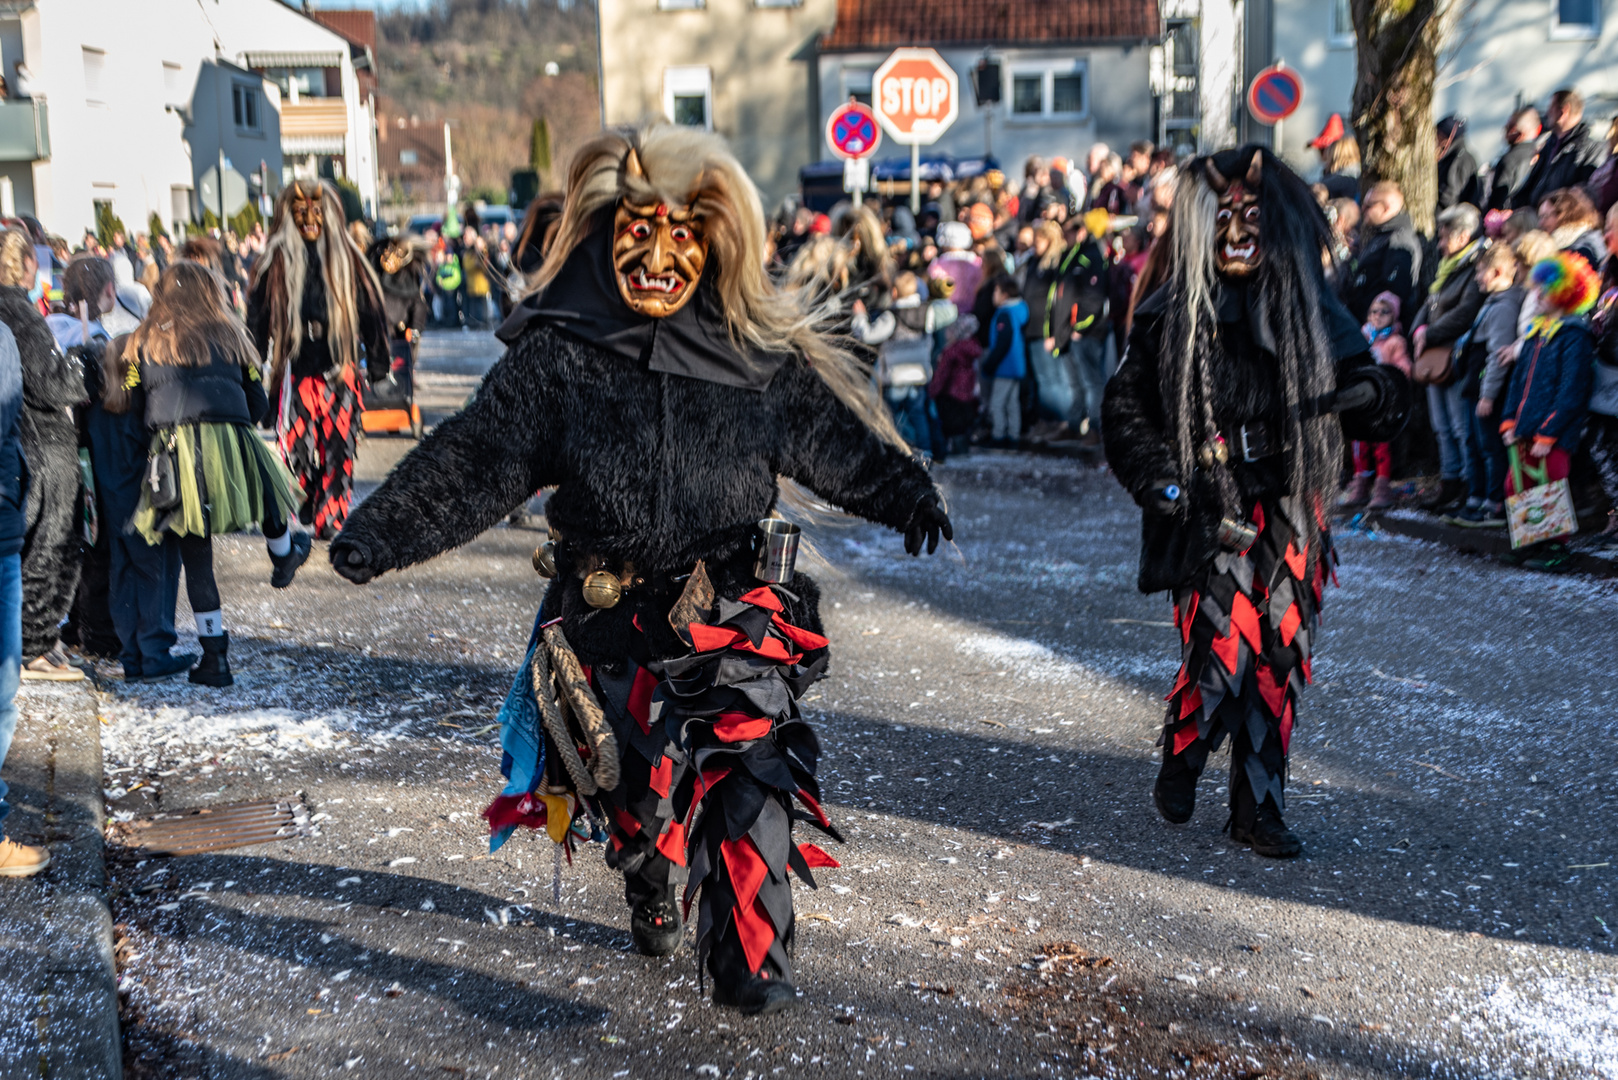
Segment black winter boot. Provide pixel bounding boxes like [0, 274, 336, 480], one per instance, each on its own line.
[1421, 477, 1467, 514]
[189, 633, 234, 687]
[630, 885, 683, 957]
[708, 934, 797, 1016]
[1228, 777, 1302, 858]
[269, 532, 313, 589]
[1153, 749, 1199, 825]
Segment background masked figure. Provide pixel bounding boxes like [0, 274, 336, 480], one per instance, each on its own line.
[248, 181, 389, 539]
[1103, 146, 1407, 858]
[328, 126, 951, 1014]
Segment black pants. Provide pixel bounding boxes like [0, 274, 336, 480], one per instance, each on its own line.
[176, 535, 221, 614]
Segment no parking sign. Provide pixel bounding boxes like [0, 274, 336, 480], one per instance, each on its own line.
[1247, 64, 1303, 126]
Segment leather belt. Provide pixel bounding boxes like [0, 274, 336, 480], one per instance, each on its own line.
[1222, 420, 1281, 463]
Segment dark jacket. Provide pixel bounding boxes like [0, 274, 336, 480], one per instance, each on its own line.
[1522, 122, 1607, 207]
[1049, 239, 1109, 349]
[1437, 145, 1481, 212]
[1502, 320, 1594, 453]
[1489, 140, 1539, 210]
[0, 323, 28, 556]
[1345, 211, 1423, 322]
[82, 352, 148, 526]
[1321, 170, 1360, 202]
[1102, 281, 1375, 593]
[140, 344, 270, 429]
[247, 241, 391, 384]
[1018, 258, 1062, 349]
[374, 260, 430, 341]
[1412, 242, 1485, 352]
[1560, 228, 1608, 273]
[0, 284, 84, 526]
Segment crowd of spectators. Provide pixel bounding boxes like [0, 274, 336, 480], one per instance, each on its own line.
[762, 87, 1618, 570]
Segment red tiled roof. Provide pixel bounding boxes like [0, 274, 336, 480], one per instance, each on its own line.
[821, 0, 1159, 50]
[310, 9, 377, 51]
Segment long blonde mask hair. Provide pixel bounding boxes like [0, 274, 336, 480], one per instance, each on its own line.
[253, 180, 381, 386]
[530, 125, 903, 447]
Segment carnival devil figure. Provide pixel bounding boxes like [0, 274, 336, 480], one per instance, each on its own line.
[1102, 146, 1407, 857]
[248, 180, 390, 539]
[329, 126, 952, 1013]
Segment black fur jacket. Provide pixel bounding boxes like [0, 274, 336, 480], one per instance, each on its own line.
[1103, 282, 1372, 595]
[0, 286, 85, 523]
[333, 324, 940, 663]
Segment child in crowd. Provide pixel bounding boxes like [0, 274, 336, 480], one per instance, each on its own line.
[1452, 244, 1527, 527]
[926, 269, 979, 456]
[1499, 253, 1599, 571]
[853, 272, 940, 453]
[1341, 291, 1410, 510]
[127, 262, 310, 685]
[978, 274, 1028, 447]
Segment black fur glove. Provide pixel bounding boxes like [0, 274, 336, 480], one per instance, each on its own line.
[903, 494, 953, 556]
[329, 538, 378, 584]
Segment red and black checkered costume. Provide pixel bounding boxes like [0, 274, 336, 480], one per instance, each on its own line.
[1103, 145, 1408, 855]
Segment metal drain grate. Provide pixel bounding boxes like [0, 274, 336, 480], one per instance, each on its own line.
[116, 798, 309, 857]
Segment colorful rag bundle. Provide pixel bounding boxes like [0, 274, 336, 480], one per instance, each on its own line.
[1531, 252, 1600, 316]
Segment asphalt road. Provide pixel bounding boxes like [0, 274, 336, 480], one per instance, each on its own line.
[102, 330, 1618, 1080]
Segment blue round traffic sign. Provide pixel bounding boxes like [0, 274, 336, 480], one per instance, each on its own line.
[826, 102, 882, 160]
[1247, 65, 1303, 125]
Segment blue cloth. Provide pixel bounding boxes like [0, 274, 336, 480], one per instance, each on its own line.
[490, 629, 548, 853]
[1502, 321, 1596, 453]
[983, 300, 1028, 379]
[0, 324, 26, 557]
[0, 552, 21, 827]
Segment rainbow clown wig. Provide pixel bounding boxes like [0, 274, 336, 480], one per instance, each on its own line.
[1531, 252, 1600, 316]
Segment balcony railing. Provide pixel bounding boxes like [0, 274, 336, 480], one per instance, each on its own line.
[0, 99, 49, 162]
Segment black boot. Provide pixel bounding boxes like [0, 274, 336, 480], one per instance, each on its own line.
[1153, 749, 1199, 824]
[630, 885, 683, 957]
[269, 531, 313, 589]
[1421, 477, 1467, 514]
[708, 934, 797, 1016]
[189, 633, 234, 687]
[1228, 778, 1302, 858]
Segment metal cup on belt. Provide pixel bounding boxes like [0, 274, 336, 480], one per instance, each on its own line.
[753, 519, 801, 584]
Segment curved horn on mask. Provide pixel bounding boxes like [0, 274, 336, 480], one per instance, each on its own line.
[1245, 153, 1263, 188]
[623, 147, 646, 181]
[1204, 160, 1230, 193]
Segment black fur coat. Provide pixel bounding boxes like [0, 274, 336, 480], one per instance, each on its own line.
[334, 324, 939, 664]
[1103, 283, 1371, 595]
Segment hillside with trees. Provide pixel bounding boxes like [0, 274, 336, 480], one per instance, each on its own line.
[374, 0, 601, 201]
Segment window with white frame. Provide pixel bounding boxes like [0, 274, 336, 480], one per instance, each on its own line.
[82, 46, 106, 106]
[754, 0, 801, 6]
[232, 82, 261, 132]
[658, 0, 704, 9]
[162, 61, 186, 107]
[399, 149, 418, 166]
[663, 66, 712, 130]
[1329, 0, 1354, 46]
[1008, 61, 1087, 119]
[1551, 0, 1599, 38]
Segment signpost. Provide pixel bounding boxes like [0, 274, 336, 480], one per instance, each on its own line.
[872, 47, 958, 212]
[1246, 62, 1303, 151]
[826, 100, 881, 200]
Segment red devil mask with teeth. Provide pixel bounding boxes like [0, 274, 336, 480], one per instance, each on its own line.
[1208, 156, 1262, 278]
[612, 168, 708, 318]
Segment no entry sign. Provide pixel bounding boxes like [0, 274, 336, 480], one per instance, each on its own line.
[826, 101, 882, 160]
[1247, 64, 1303, 125]
[872, 47, 959, 146]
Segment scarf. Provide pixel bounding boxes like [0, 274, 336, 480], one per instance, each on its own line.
[1429, 241, 1479, 296]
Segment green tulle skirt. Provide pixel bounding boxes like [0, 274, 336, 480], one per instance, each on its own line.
[132, 423, 302, 544]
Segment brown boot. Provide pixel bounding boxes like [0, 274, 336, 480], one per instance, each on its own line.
[0, 836, 51, 877]
[1366, 476, 1396, 511]
[1338, 474, 1373, 507]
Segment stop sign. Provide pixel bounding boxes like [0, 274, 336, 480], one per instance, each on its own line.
[872, 47, 959, 146]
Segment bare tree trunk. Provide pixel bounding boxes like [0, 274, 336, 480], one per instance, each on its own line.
[1350, 0, 1454, 236]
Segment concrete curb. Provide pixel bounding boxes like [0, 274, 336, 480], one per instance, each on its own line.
[35, 680, 121, 1080]
[1357, 509, 1617, 578]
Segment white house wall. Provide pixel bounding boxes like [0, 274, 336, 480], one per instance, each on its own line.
[1273, 0, 1617, 177]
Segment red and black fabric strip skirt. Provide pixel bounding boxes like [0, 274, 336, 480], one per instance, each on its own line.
[278, 365, 362, 540]
[1163, 498, 1334, 808]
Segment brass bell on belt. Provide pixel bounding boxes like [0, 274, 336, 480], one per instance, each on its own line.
[532, 540, 558, 578]
[581, 570, 623, 609]
[1198, 436, 1230, 469]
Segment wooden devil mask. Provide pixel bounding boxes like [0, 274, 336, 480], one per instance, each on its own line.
[1205, 152, 1263, 278]
[289, 181, 324, 242]
[612, 148, 709, 318]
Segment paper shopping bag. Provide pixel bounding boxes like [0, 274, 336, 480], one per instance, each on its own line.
[1505, 446, 1577, 549]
